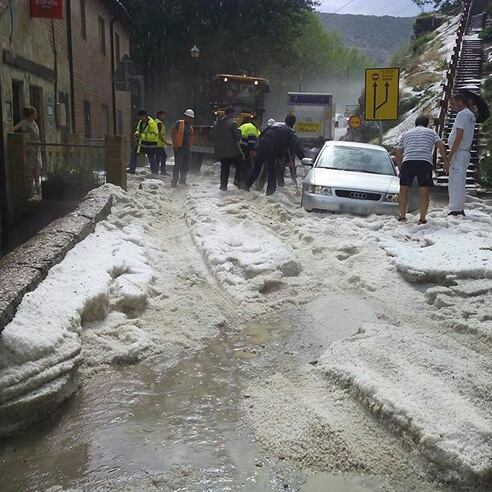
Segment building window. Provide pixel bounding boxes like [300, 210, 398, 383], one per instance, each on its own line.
[101, 105, 109, 136]
[80, 0, 87, 40]
[117, 110, 123, 135]
[115, 32, 121, 65]
[84, 100, 92, 138]
[98, 16, 106, 55]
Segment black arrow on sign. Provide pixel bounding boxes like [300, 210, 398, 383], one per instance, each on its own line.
[374, 82, 390, 118]
[372, 82, 378, 119]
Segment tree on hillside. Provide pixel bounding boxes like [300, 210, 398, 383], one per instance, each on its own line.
[120, 0, 370, 117]
[411, 0, 461, 12]
[121, 0, 320, 84]
[413, 0, 434, 13]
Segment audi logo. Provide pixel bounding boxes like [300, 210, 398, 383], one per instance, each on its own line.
[349, 192, 368, 200]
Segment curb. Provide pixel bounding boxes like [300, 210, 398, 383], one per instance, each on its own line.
[0, 187, 113, 334]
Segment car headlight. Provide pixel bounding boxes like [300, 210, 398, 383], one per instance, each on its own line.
[384, 193, 399, 202]
[306, 185, 332, 195]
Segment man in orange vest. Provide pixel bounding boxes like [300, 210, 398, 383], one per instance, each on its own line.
[171, 109, 195, 187]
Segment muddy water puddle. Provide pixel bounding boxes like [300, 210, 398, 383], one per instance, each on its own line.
[0, 297, 383, 491]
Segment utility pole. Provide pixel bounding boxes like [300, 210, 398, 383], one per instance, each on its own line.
[378, 121, 384, 145]
[0, 70, 10, 252]
[190, 45, 200, 114]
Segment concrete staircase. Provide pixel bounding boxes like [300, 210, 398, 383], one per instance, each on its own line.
[435, 11, 485, 189]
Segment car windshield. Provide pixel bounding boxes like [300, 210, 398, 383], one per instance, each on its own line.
[315, 145, 395, 176]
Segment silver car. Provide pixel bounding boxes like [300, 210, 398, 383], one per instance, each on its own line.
[302, 141, 400, 215]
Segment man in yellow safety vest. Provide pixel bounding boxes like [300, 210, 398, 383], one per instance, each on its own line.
[237, 116, 261, 189]
[130, 109, 159, 174]
[155, 110, 170, 175]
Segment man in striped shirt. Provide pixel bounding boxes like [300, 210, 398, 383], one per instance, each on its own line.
[395, 115, 448, 224]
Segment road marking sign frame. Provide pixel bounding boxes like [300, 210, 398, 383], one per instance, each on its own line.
[365, 68, 400, 121]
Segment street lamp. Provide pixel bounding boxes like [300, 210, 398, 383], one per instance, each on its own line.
[190, 45, 200, 59]
[190, 45, 200, 115]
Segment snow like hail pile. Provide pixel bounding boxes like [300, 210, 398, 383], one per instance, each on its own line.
[0, 197, 154, 436]
[319, 323, 492, 482]
[318, 199, 492, 483]
[185, 187, 302, 300]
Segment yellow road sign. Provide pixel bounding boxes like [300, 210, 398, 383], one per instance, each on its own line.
[365, 68, 400, 121]
[296, 121, 321, 133]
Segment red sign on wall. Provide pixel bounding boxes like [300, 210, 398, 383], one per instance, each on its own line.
[31, 0, 63, 19]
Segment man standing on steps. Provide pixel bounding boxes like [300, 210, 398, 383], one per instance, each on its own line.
[395, 115, 448, 224]
[445, 93, 476, 216]
[171, 109, 195, 187]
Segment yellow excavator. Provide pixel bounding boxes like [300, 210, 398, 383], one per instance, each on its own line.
[191, 73, 270, 172]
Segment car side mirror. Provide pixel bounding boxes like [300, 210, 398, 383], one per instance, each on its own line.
[302, 158, 313, 166]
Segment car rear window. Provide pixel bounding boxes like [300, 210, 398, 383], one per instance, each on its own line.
[316, 146, 395, 176]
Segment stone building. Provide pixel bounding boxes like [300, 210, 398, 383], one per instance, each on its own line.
[0, 0, 139, 251]
[0, 0, 133, 141]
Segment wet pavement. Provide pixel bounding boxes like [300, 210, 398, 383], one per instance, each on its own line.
[0, 296, 385, 491]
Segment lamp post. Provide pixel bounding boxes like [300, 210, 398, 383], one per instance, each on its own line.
[190, 45, 200, 114]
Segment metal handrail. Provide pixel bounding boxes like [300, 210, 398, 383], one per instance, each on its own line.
[26, 142, 105, 149]
[435, 0, 474, 140]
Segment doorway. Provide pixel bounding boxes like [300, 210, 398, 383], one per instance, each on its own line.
[29, 85, 44, 136]
[12, 80, 24, 125]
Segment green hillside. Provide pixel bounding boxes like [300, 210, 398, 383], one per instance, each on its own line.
[319, 13, 415, 65]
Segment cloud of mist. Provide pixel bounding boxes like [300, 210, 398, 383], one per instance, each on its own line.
[264, 73, 364, 122]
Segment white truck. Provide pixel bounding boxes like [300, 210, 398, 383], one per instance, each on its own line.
[287, 92, 335, 148]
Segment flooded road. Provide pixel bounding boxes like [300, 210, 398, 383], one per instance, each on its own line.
[0, 296, 386, 491]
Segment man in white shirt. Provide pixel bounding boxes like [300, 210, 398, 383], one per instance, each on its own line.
[395, 115, 448, 224]
[445, 93, 476, 216]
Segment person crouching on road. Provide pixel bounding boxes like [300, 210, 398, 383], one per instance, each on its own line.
[446, 93, 476, 217]
[213, 106, 242, 191]
[171, 109, 195, 187]
[130, 110, 159, 175]
[238, 116, 261, 190]
[155, 110, 170, 176]
[247, 114, 305, 196]
[395, 114, 448, 224]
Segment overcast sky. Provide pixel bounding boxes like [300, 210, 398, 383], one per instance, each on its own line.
[318, 0, 421, 17]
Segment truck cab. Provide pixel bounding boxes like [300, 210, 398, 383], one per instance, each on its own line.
[191, 74, 269, 172]
[287, 92, 335, 152]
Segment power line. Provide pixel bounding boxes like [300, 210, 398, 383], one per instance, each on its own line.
[319, 0, 358, 22]
[371, 0, 401, 17]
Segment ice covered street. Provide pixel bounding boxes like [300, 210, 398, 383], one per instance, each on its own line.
[0, 166, 491, 491]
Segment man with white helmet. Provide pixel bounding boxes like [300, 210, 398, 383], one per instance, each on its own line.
[171, 109, 195, 187]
